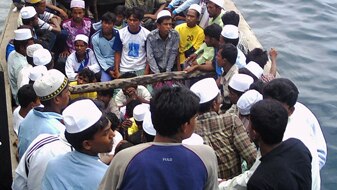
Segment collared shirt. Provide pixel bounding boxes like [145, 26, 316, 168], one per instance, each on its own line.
[7, 50, 29, 103]
[18, 107, 65, 159]
[221, 64, 238, 98]
[125, 0, 166, 14]
[62, 18, 92, 52]
[42, 151, 108, 190]
[195, 111, 257, 179]
[146, 29, 179, 73]
[209, 11, 225, 27]
[91, 29, 117, 71]
[65, 48, 101, 81]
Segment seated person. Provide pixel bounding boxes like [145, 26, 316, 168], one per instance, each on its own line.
[114, 5, 127, 30]
[65, 34, 100, 81]
[69, 68, 97, 99]
[96, 89, 120, 120]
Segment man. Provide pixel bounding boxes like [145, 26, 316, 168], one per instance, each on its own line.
[247, 99, 312, 189]
[8, 28, 34, 105]
[18, 69, 70, 159]
[99, 86, 219, 190]
[69, 68, 97, 100]
[190, 78, 257, 179]
[92, 12, 118, 81]
[147, 10, 179, 74]
[175, 4, 204, 70]
[42, 99, 115, 189]
[112, 7, 150, 77]
[65, 34, 101, 81]
[207, 0, 224, 27]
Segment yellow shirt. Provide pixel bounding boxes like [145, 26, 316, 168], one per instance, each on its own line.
[69, 81, 97, 100]
[175, 23, 205, 64]
[127, 118, 139, 136]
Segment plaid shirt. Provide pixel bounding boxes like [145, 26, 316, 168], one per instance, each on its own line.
[195, 111, 257, 179]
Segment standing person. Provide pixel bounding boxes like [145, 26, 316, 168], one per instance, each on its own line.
[42, 99, 115, 190]
[18, 69, 70, 159]
[175, 4, 205, 70]
[99, 86, 219, 190]
[247, 100, 312, 189]
[92, 12, 118, 81]
[112, 7, 150, 78]
[147, 10, 179, 74]
[190, 78, 257, 179]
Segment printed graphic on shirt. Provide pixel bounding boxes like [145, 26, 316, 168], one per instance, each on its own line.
[128, 43, 140, 58]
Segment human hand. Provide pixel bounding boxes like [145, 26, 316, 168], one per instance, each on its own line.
[59, 50, 70, 58]
[59, 9, 68, 20]
[121, 119, 133, 130]
[269, 48, 278, 60]
[112, 70, 120, 79]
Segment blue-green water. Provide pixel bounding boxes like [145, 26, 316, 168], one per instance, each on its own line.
[1, 1, 336, 189]
[234, 0, 337, 189]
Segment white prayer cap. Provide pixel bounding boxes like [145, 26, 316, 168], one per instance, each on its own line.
[190, 78, 220, 104]
[33, 69, 68, 101]
[33, 48, 52, 66]
[70, 0, 85, 9]
[157, 10, 171, 21]
[237, 90, 263, 115]
[143, 111, 156, 136]
[245, 61, 264, 79]
[133, 103, 150, 122]
[189, 4, 202, 15]
[221, 24, 239, 39]
[209, 0, 224, 9]
[20, 6, 37, 19]
[26, 43, 43, 57]
[74, 34, 89, 44]
[182, 133, 204, 145]
[229, 73, 254, 92]
[29, 65, 47, 81]
[63, 99, 102, 134]
[14, 29, 33, 41]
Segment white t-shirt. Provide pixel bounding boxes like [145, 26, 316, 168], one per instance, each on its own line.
[13, 106, 24, 136]
[114, 85, 151, 107]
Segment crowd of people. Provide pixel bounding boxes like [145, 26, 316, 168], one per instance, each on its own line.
[7, 0, 328, 189]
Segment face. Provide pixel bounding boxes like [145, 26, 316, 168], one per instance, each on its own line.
[34, 0, 46, 14]
[102, 20, 114, 35]
[219, 36, 225, 46]
[71, 8, 85, 23]
[97, 93, 111, 107]
[74, 40, 87, 55]
[57, 85, 70, 109]
[77, 75, 89, 85]
[32, 14, 39, 27]
[205, 36, 215, 47]
[228, 89, 240, 104]
[207, 2, 218, 18]
[186, 9, 198, 27]
[216, 49, 225, 67]
[115, 14, 124, 26]
[88, 121, 115, 154]
[127, 15, 141, 32]
[157, 18, 173, 37]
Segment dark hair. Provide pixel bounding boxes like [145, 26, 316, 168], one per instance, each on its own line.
[263, 78, 299, 107]
[120, 72, 137, 79]
[246, 48, 268, 68]
[198, 95, 218, 113]
[114, 5, 126, 16]
[189, 9, 200, 18]
[219, 44, 238, 65]
[250, 99, 288, 145]
[17, 84, 38, 108]
[126, 7, 144, 20]
[157, 16, 172, 24]
[101, 11, 116, 23]
[221, 11, 240, 26]
[22, 17, 36, 25]
[106, 112, 120, 131]
[114, 140, 134, 155]
[228, 85, 245, 97]
[223, 36, 239, 46]
[14, 38, 33, 53]
[125, 99, 141, 118]
[97, 88, 114, 97]
[78, 68, 96, 83]
[65, 114, 109, 151]
[249, 79, 265, 94]
[204, 23, 222, 40]
[239, 68, 258, 82]
[150, 86, 199, 137]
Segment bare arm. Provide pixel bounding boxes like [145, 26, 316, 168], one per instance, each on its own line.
[113, 51, 121, 78]
[269, 48, 278, 77]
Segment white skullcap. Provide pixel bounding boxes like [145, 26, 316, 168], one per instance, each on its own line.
[29, 65, 47, 81]
[221, 24, 239, 39]
[33, 48, 52, 66]
[20, 6, 37, 19]
[74, 34, 89, 44]
[245, 61, 264, 79]
[209, 0, 224, 9]
[70, 0, 85, 9]
[189, 4, 202, 15]
[157, 10, 171, 21]
[63, 99, 102, 134]
[229, 73, 254, 92]
[143, 111, 156, 136]
[182, 133, 204, 145]
[33, 69, 68, 101]
[14, 29, 32, 41]
[237, 90, 262, 115]
[133, 103, 150, 122]
[26, 43, 43, 57]
[190, 78, 220, 104]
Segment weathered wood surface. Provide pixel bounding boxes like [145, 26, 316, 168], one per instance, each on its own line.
[70, 70, 214, 93]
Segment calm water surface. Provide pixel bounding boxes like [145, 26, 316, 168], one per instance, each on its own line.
[0, 0, 336, 189]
